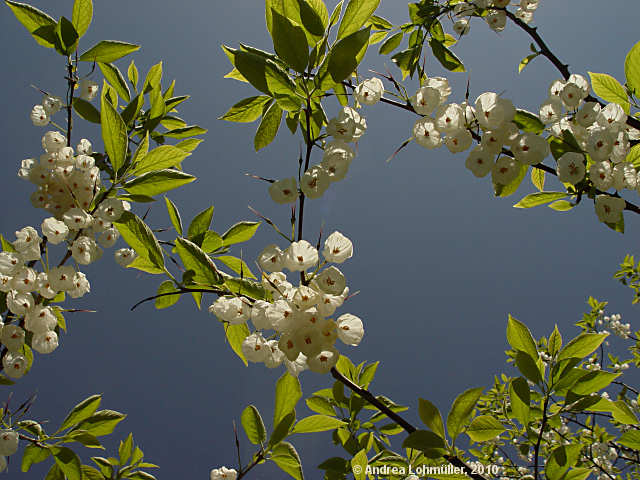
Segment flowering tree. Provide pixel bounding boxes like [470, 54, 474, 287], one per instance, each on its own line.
[2, 0, 640, 479]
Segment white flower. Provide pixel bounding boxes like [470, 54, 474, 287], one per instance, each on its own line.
[0, 275, 10, 293]
[284, 353, 308, 376]
[2, 352, 27, 378]
[42, 131, 66, 153]
[1, 325, 25, 352]
[549, 79, 566, 97]
[294, 325, 325, 357]
[612, 162, 637, 191]
[48, 266, 76, 291]
[486, 10, 506, 31]
[465, 146, 494, 178]
[586, 128, 615, 162]
[611, 130, 631, 163]
[481, 129, 507, 154]
[30, 105, 49, 126]
[336, 313, 364, 346]
[264, 340, 285, 368]
[76, 139, 93, 155]
[114, 248, 136, 267]
[210, 467, 237, 480]
[556, 152, 585, 184]
[492, 156, 521, 185]
[589, 161, 613, 190]
[576, 102, 601, 127]
[315, 266, 346, 296]
[0, 430, 18, 456]
[413, 118, 442, 149]
[32, 330, 59, 354]
[6, 291, 33, 316]
[258, 245, 284, 273]
[68, 271, 90, 299]
[41, 217, 69, 244]
[96, 198, 125, 222]
[63, 208, 93, 230]
[209, 297, 250, 324]
[98, 228, 120, 248]
[307, 346, 339, 374]
[0, 252, 22, 276]
[291, 286, 320, 310]
[266, 299, 296, 333]
[300, 165, 330, 199]
[241, 333, 269, 363]
[411, 86, 441, 116]
[13, 226, 41, 254]
[453, 18, 470, 36]
[25, 306, 57, 334]
[72, 236, 102, 265]
[475, 93, 515, 130]
[539, 97, 563, 124]
[250, 300, 272, 330]
[512, 132, 550, 165]
[435, 103, 465, 135]
[323, 231, 353, 264]
[594, 195, 625, 224]
[327, 107, 366, 142]
[75, 154, 95, 171]
[268, 177, 298, 204]
[36, 273, 57, 299]
[79, 79, 99, 101]
[560, 82, 586, 109]
[597, 102, 626, 129]
[284, 240, 318, 272]
[321, 140, 354, 182]
[445, 130, 473, 153]
[424, 77, 451, 103]
[354, 77, 384, 106]
[42, 95, 63, 115]
[10, 267, 37, 293]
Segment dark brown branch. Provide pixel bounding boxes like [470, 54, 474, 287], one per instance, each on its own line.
[330, 367, 488, 480]
[130, 287, 225, 311]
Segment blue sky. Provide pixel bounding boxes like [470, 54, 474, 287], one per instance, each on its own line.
[1, 0, 640, 478]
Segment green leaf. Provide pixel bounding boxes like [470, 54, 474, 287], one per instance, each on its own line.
[74, 410, 126, 436]
[155, 280, 180, 309]
[618, 430, 640, 450]
[515, 350, 543, 384]
[626, 143, 640, 169]
[123, 170, 196, 196]
[513, 109, 545, 134]
[60, 394, 102, 431]
[506, 315, 539, 360]
[164, 197, 183, 236]
[55, 17, 79, 56]
[5, 0, 56, 48]
[429, 39, 464, 72]
[163, 125, 208, 139]
[21, 444, 51, 472]
[549, 200, 575, 212]
[216, 256, 256, 280]
[610, 400, 639, 424]
[271, 10, 309, 73]
[418, 398, 445, 439]
[545, 445, 582, 480]
[201, 231, 224, 253]
[98, 63, 131, 102]
[337, 0, 380, 40]
[175, 138, 203, 153]
[515, 192, 568, 209]
[127, 472, 157, 480]
[401, 430, 446, 458]
[292, 415, 345, 433]
[113, 211, 165, 274]
[589, 72, 630, 114]
[494, 162, 528, 198]
[225, 322, 250, 366]
[255, 102, 283, 151]
[531, 168, 545, 191]
[223, 278, 271, 301]
[557, 333, 608, 361]
[466, 415, 505, 442]
[67, 430, 103, 449]
[80, 40, 140, 63]
[241, 405, 267, 444]
[72, 98, 100, 123]
[128, 60, 139, 90]
[509, 377, 530, 426]
[562, 468, 593, 480]
[80, 466, 104, 480]
[350, 449, 367, 480]
[446, 387, 483, 443]
[625, 40, 640, 96]
[188, 206, 215, 240]
[569, 371, 620, 396]
[271, 441, 304, 480]
[118, 433, 134, 464]
[222, 221, 260, 246]
[100, 89, 128, 174]
[130, 146, 191, 177]
[52, 447, 82, 480]
[175, 237, 223, 287]
[221, 96, 272, 123]
[45, 463, 65, 480]
[548, 325, 562, 356]
[305, 396, 335, 416]
[549, 130, 582, 161]
[518, 52, 539, 74]
[274, 373, 302, 427]
[327, 26, 371, 83]
[379, 31, 402, 55]
[142, 62, 163, 93]
[71, 0, 92, 38]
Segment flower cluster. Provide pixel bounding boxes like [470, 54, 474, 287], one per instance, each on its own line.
[452, 0, 540, 37]
[597, 312, 632, 339]
[208, 232, 363, 375]
[268, 106, 366, 204]
[210, 466, 237, 480]
[30, 80, 98, 128]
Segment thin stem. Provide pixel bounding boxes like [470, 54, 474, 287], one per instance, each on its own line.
[237, 449, 265, 480]
[329, 367, 488, 480]
[297, 97, 314, 285]
[534, 394, 550, 480]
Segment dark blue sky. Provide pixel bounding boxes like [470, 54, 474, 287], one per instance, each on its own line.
[1, 1, 640, 478]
